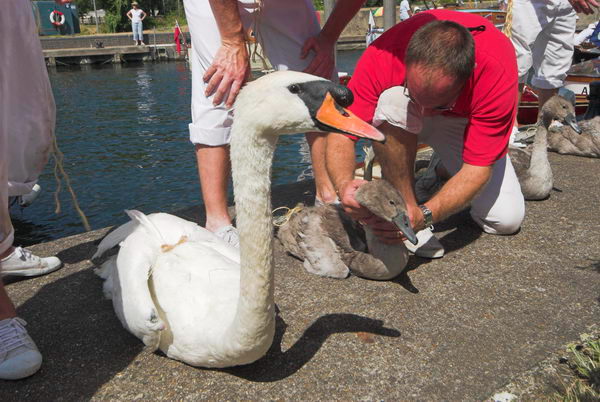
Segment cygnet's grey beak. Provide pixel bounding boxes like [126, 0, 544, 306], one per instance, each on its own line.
[392, 212, 418, 245]
[565, 113, 582, 134]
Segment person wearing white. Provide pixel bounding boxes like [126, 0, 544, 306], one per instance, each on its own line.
[510, 0, 599, 115]
[183, 0, 364, 247]
[127, 2, 146, 45]
[399, 0, 412, 21]
[0, 0, 64, 381]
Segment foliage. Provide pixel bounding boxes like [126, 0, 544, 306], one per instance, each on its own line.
[312, 0, 385, 11]
[553, 335, 600, 402]
[148, 10, 187, 31]
[74, 0, 186, 32]
[102, 0, 129, 32]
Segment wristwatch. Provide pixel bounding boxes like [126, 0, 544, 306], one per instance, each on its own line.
[419, 204, 434, 228]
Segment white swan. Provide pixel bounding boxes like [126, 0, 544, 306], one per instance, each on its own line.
[92, 71, 385, 368]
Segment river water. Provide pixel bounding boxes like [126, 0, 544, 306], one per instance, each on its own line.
[12, 50, 364, 245]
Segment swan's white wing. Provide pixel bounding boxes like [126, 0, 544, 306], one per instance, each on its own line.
[111, 215, 165, 349]
[99, 211, 242, 356]
[92, 220, 138, 260]
[151, 240, 241, 365]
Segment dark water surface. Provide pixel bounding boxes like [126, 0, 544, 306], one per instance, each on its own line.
[12, 50, 364, 245]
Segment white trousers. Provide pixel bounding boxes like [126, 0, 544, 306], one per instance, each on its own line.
[511, 0, 576, 89]
[184, 0, 326, 146]
[1, 0, 55, 253]
[374, 87, 525, 235]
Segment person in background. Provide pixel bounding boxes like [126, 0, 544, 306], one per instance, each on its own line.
[510, 0, 598, 120]
[399, 0, 413, 21]
[127, 2, 146, 46]
[0, 0, 65, 380]
[327, 11, 525, 259]
[183, 0, 365, 247]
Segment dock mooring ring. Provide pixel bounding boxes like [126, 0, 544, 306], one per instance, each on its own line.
[50, 10, 65, 27]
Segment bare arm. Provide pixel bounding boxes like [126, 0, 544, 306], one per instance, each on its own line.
[301, 0, 365, 78]
[326, 133, 373, 221]
[204, 0, 249, 108]
[423, 163, 492, 230]
[140, 10, 146, 21]
[127, 10, 132, 20]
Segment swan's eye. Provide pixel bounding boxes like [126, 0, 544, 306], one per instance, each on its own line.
[288, 84, 300, 94]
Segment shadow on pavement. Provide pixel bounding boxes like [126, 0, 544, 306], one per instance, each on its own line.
[224, 312, 400, 382]
[0, 269, 143, 399]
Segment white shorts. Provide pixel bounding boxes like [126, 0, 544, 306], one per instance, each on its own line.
[184, 0, 331, 146]
[1, 0, 56, 253]
[374, 87, 525, 235]
[511, 0, 576, 89]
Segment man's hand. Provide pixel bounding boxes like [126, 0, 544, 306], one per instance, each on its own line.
[569, 0, 599, 14]
[339, 179, 410, 245]
[338, 179, 373, 221]
[300, 34, 336, 79]
[406, 203, 426, 233]
[203, 40, 249, 108]
[366, 216, 407, 244]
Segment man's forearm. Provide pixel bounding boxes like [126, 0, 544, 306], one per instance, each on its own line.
[208, 0, 245, 44]
[320, 0, 366, 42]
[425, 163, 492, 224]
[326, 134, 357, 191]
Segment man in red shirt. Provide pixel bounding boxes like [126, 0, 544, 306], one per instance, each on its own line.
[327, 10, 525, 258]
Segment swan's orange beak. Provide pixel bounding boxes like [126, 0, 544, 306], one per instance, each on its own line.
[316, 93, 386, 143]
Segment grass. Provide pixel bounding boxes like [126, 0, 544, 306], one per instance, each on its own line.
[553, 334, 600, 401]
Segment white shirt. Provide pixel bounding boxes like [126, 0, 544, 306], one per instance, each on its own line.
[130, 9, 144, 23]
[399, 0, 411, 21]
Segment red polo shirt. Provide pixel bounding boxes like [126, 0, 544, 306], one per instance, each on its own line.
[348, 10, 518, 166]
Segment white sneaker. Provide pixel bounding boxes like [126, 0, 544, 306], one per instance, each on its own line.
[0, 318, 42, 380]
[0, 247, 62, 278]
[214, 225, 240, 248]
[403, 227, 444, 259]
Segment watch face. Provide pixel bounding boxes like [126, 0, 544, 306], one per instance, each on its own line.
[419, 205, 433, 226]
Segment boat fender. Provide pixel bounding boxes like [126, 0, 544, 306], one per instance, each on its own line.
[50, 10, 65, 27]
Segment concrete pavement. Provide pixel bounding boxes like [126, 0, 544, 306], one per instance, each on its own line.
[1, 152, 599, 400]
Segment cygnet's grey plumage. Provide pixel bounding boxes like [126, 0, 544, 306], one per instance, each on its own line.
[277, 180, 414, 280]
[509, 95, 580, 200]
[547, 116, 600, 158]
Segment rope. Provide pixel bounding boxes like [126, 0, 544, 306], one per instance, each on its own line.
[247, 0, 272, 73]
[51, 135, 92, 232]
[501, 0, 513, 39]
[272, 203, 304, 227]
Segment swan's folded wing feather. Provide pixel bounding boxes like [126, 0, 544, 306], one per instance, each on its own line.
[151, 241, 241, 353]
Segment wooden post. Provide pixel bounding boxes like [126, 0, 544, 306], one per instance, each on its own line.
[383, 0, 396, 31]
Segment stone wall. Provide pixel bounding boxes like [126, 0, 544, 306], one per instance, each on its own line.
[40, 32, 190, 50]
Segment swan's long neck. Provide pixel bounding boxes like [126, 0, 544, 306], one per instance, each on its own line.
[225, 120, 278, 361]
[529, 122, 551, 178]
